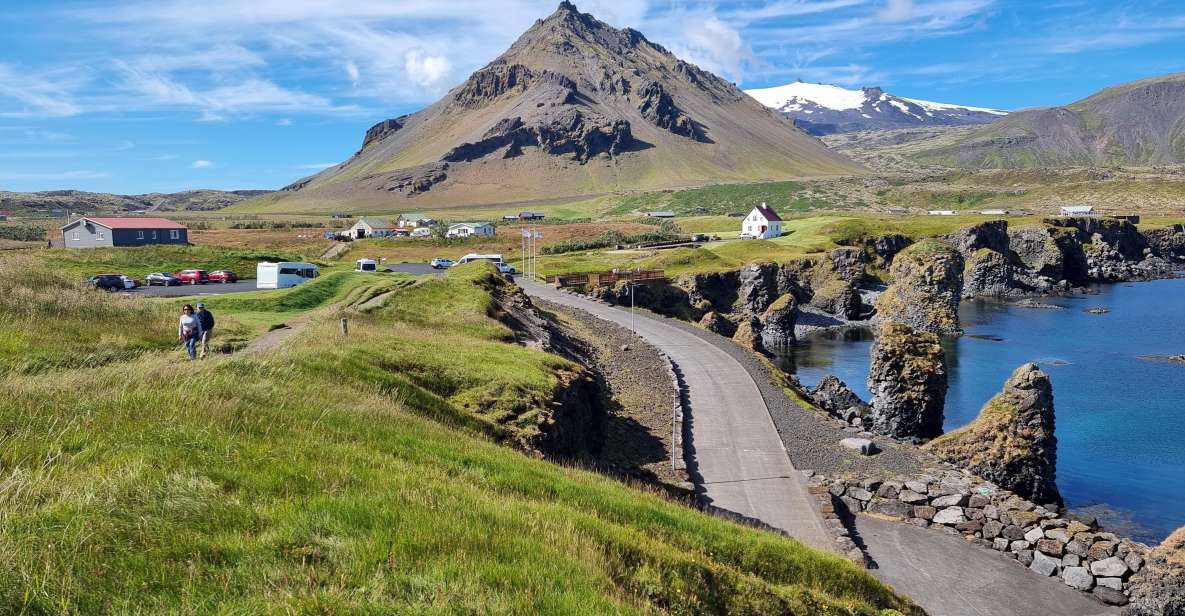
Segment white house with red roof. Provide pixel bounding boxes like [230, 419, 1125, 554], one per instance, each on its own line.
[60, 217, 188, 248]
[741, 203, 783, 239]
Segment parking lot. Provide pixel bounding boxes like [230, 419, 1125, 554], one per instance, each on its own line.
[135, 280, 259, 297]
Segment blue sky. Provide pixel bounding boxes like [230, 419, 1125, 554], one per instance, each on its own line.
[2, 0, 1184, 194]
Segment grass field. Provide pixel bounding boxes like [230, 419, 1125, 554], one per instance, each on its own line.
[0, 256, 918, 614]
[39, 244, 310, 280]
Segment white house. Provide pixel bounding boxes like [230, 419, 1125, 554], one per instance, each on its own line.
[980, 209, 1009, 216]
[410, 227, 432, 238]
[446, 222, 496, 238]
[396, 214, 435, 228]
[928, 210, 957, 216]
[1060, 205, 1095, 216]
[346, 217, 396, 239]
[741, 203, 783, 239]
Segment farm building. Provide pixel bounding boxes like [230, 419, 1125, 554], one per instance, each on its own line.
[396, 214, 435, 228]
[646, 211, 675, 218]
[1060, 205, 1095, 216]
[446, 222, 496, 238]
[60, 217, 187, 248]
[346, 217, 397, 239]
[928, 210, 957, 216]
[741, 203, 783, 240]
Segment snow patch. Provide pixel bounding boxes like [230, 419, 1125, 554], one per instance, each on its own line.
[745, 82, 867, 111]
[903, 97, 1008, 115]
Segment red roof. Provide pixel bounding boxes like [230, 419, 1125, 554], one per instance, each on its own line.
[67, 217, 187, 230]
[754, 205, 782, 222]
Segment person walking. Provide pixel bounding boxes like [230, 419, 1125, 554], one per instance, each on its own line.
[178, 304, 203, 361]
[196, 303, 215, 359]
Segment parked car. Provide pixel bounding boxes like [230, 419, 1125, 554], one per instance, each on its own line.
[496, 262, 517, 275]
[119, 275, 140, 289]
[208, 270, 239, 283]
[145, 272, 182, 286]
[88, 274, 127, 291]
[175, 269, 209, 285]
[430, 258, 455, 269]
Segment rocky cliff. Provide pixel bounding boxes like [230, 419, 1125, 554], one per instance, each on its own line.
[1125, 526, 1185, 616]
[866, 321, 947, 440]
[925, 363, 1062, 507]
[876, 241, 964, 334]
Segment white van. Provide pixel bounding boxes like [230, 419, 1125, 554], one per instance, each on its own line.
[256, 262, 319, 289]
[457, 253, 503, 265]
[355, 258, 379, 272]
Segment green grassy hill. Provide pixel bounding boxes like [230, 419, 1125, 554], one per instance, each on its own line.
[0, 256, 917, 614]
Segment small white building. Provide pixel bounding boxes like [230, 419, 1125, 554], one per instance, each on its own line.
[1060, 205, 1095, 216]
[446, 222, 496, 238]
[928, 210, 957, 216]
[410, 227, 432, 238]
[980, 209, 1009, 216]
[346, 217, 396, 239]
[741, 203, 783, 239]
[396, 214, 435, 228]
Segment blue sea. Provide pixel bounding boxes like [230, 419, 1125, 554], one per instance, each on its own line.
[784, 276, 1185, 544]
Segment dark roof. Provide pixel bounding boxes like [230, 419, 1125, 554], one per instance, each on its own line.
[64, 217, 187, 230]
[754, 205, 782, 222]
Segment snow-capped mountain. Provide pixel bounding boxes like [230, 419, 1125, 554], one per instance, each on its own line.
[745, 81, 1007, 136]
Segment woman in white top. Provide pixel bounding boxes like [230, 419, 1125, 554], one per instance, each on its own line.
[177, 304, 203, 360]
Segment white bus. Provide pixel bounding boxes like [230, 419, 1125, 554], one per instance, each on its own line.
[256, 262, 319, 289]
[457, 253, 503, 265]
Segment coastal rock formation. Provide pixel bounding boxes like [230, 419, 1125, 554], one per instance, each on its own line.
[1125, 526, 1185, 616]
[925, 363, 1062, 507]
[876, 241, 964, 334]
[963, 248, 1017, 298]
[1145, 224, 1185, 262]
[758, 293, 798, 350]
[867, 321, 947, 440]
[811, 375, 870, 423]
[946, 220, 1011, 258]
[864, 233, 913, 268]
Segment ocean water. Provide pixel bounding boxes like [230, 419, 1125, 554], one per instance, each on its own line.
[783, 276, 1185, 544]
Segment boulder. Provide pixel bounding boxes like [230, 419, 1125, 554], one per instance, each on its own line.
[1093, 587, 1129, 606]
[933, 506, 967, 525]
[925, 363, 1062, 506]
[808, 277, 866, 320]
[758, 293, 798, 350]
[868, 499, 913, 518]
[811, 376, 870, 419]
[898, 490, 928, 504]
[963, 248, 1017, 299]
[731, 317, 764, 353]
[983, 520, 1004, 539]
[914, 505, 937, 520]
[867, 322, 948, 440]
[1026, 527, 1048, 544]
[1091, 556, 1129, 578]
[697, 311, 737, 337]
[1031, 551, 1061, 577]
[876, 240, 965, 334]
[839, 437, 878, 456]
[931, 494, 968, 508]
[1062, 566, 1095, 591]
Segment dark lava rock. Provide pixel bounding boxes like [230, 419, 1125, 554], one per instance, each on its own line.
[635, 80, 702, 140]
[925, 363, 1062, 507]
[876, 240, 964, 334]
[811, 375, 870, 419]
[963, 248, 1016, 299]
[946, 220, 1011, 258]
[867, 321, 947, 440]
[758, 293, 797, 350]
[1125, 526, 1185, 616]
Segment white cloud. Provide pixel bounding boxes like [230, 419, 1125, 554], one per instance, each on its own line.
[191, 159, 213, 168]
[676, 17, 752, 82]
[0, 64, 84, 118]
[403, 49, 453, 90]
[276, 118, 293, 126]
[879, 0, 913, 23]
[344, 60, 360, 85]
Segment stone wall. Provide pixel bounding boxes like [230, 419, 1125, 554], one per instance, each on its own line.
[818, 471, 1148, 607]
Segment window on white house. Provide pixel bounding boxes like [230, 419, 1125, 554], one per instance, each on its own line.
[72, 231, 79, 241]
[97, 231, 104, 240]
[170, 230, 180, 239]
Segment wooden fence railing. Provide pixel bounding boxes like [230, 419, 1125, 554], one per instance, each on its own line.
[546, 269, 665, 288]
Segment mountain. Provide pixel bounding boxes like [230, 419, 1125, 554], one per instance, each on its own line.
[745, 81, 1006, 136]
[265, 2, 860, 213]
[0, 189, 272, 214]
[915, 73, 1185, 168]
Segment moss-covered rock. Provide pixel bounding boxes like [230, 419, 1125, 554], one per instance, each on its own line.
[759, 293, 798, 350]
[876, 240, 964, 334]
[866, 321, 947, 440]
[1125, 526, 1185, 616]
[925, 363, 1061, 507]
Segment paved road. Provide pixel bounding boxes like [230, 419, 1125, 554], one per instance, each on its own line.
[136, 280, 258, 297]
[854, 515, 1120, 616]
[521, 281, 835, 553]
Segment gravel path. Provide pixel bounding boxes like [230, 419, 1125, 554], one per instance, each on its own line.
[537, 299, 687, 489]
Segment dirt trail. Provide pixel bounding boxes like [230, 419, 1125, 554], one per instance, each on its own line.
[319, 241, 350, 260]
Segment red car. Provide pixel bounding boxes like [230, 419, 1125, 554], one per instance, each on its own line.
[175, 269, 209, 285]
[208, 270, 239, 283]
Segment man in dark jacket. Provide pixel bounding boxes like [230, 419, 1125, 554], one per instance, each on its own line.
[196, 303, 215, 359]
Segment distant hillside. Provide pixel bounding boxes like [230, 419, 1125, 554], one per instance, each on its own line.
[0, 189, 272, 214]
[254, 2, 860, 214]
[916, 73, 1185, 168]
[746, 81, 1005, 136]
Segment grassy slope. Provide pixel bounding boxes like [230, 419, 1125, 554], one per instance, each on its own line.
[0, 259, 917, 614]
[41, 245, 310, 280]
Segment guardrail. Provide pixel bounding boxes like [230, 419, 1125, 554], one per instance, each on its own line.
[545, 269, 665, 288]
